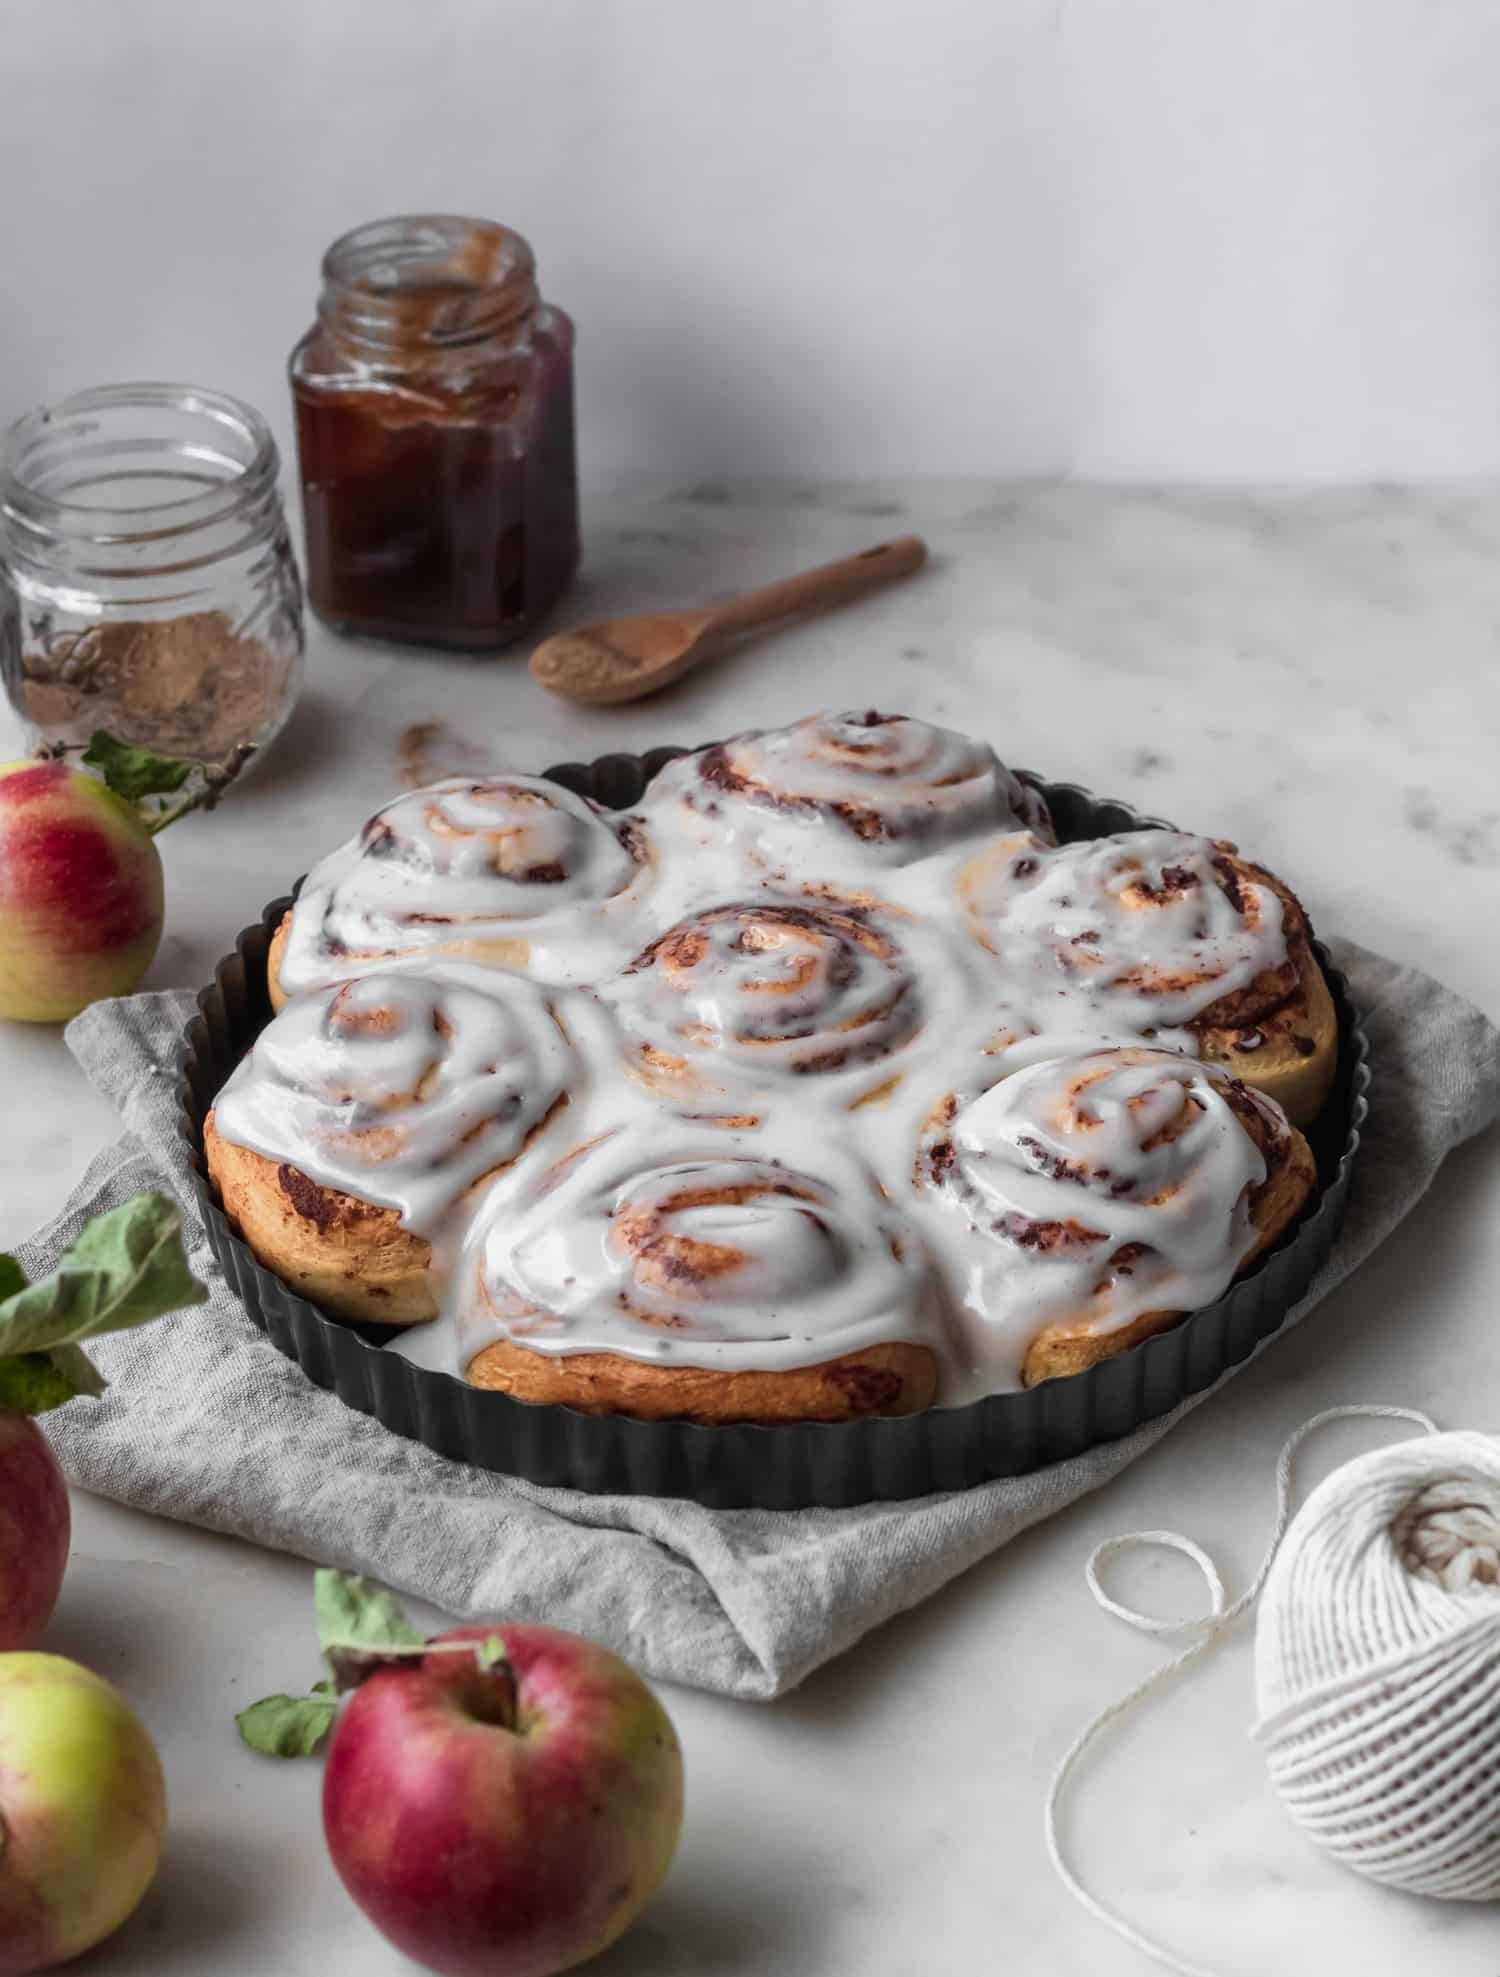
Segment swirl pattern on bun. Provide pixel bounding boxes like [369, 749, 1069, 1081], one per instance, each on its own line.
[602, 901, 922, 1101]
[461, 1130, 939, 1421]
[639, 709, 1051, 870]
[918, 1045, 1316, 1387]
[205, 967, 581, 1323]
[273, 775, 648, 1002]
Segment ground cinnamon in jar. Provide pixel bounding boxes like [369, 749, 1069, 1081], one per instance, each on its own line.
[21, 611, 286, 761]
[1, 383, 305, 763]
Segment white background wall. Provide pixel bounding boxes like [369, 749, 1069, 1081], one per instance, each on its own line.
[6, 0, 1500, 483]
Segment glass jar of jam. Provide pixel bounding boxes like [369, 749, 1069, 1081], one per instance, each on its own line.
[289, 214, 580, 651]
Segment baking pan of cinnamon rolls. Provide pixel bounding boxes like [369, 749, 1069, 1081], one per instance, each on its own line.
[182, 711, 1366, 1506]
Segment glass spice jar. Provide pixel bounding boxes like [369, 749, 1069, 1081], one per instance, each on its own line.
[288, 214, 580, 651]
[0, 383, 305, 763]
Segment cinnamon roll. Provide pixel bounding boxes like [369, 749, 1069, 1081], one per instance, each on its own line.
[270, 775, 650, 1006]
[461, 1129, 940, 1422]
[600, 900, 924, 1108]
[918, 1045, 1316, 1387]
[637, 709, 1051, 879]
[958, 829, 1337, 1125]
[206, 967, 581, 1323]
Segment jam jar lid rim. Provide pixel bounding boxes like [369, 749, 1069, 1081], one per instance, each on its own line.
[317, 213, 541, 351]
[321, 212, 537, 287]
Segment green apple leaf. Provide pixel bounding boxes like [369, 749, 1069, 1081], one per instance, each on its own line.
[83, 731, 194, 804]
[0, 1257, 25, 1303]
[0, 1353, 79, 1415]
[476, 1635, 508, 1670]
[315, 1570, 424, 1658]
[236, 1690, 338, 1760]
[41, 1343, 108, 1401]
[0, 1193, 208, 1364]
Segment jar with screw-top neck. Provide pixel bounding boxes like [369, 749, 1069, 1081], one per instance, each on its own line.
[289, 213, 580, 652]
[0, 382, 304, 763]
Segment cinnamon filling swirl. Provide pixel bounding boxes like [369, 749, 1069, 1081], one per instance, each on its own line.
[639, 709, 1052, 868]
[212, 966, 579, 1231]
[278, 774, 647, 995]
[462, 1132, 935, 1370]
[604, 900, 922, 1088]
[959, 829, 1304, 1040]
[919, 1045, 1299, 1378]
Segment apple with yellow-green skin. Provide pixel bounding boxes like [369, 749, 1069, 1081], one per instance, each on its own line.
[0, 760, 163, 1023]
[0, 1654, 166, 1973]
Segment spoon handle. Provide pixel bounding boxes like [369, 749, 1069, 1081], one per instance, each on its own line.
[704, 535, 927, 641]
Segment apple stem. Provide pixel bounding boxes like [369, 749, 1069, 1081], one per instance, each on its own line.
[322, 1635, 513, 1697]
[462, 1661, 519, 1733]
[144, 745, 255, 836]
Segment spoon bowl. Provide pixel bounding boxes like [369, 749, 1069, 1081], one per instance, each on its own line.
[529, 612, 715, 705]
[529, 538, 926, 706]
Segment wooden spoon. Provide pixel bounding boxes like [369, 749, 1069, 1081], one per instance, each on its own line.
[529, 535, 927, 706]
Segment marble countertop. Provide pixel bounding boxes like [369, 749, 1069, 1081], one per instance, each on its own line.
[2, 481, 1497, 1976]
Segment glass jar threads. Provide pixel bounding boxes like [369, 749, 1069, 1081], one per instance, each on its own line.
[289, 214, 580, 652]
[0, 383, 305, 763]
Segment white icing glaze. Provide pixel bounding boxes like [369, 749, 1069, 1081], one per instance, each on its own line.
[636, 709, 1052, 878]
[917, 1046, 1279, 1383]
[457, 1124, 939, 1371]
[277, 775, 647, 996]
[957, 828, 1291, 1041]
[213, 710, 1312, 1400]
[214, 966, 585, 1233]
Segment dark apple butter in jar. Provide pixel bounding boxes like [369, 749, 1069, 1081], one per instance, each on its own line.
[289, 215, 579, 650]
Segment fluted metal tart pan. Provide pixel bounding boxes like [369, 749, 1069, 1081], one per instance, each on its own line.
[176, 753, 1368, 1509]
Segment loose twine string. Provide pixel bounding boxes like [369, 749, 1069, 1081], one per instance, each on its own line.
[1043, 1404, 1450, 1976]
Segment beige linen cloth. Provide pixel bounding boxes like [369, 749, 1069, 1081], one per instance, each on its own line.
[20, 939, 1500, 1699]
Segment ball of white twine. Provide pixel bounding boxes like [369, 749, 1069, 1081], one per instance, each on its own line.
[1045, 1406, 1500, 1977]
[1254, 1425, 1500, 1903]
